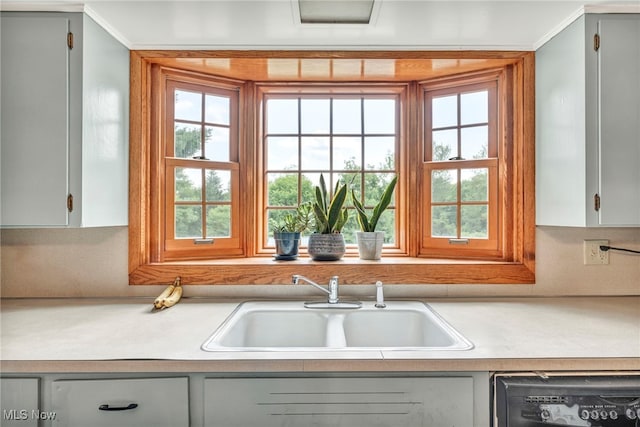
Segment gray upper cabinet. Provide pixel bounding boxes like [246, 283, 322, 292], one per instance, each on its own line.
[1, 12, 129, 228]
[536, 14, 640, 227]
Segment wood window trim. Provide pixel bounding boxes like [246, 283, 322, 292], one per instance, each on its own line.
[257, 84, 406, 255]
[129, 50, 535, 286]
[421, 73, 501, 257]
[162, 76, 243, 260]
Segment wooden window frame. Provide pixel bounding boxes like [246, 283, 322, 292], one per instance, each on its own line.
[163, 77, 242, 260]
[257, 84, 406, 256]
[150, 67, 245, 261]
[421, 73, 502, 258]
[129, 51, 535, 286]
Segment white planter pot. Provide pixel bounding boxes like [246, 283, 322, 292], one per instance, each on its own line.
[355, 231, 384, 260]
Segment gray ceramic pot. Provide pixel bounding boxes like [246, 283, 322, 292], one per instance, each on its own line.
[307, 233, 345, 261]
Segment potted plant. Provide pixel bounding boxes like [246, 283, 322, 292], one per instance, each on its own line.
[351, 175, 397, 260]
[272, 202, 313, 260]
[307, 174, 349, 261]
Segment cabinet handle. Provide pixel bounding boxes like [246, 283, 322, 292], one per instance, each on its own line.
[98, 403, 138, 411]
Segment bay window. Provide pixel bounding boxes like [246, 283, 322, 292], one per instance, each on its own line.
[129, 52, 535, 285]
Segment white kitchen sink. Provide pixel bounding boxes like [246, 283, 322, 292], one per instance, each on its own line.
[201, 301, 473, 351]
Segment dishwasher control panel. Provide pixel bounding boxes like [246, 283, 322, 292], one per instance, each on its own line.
[494, 374, 640, 427]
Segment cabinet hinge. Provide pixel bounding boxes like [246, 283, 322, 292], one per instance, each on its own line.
[594, 193, 601, 212]
[67, 194, 74, 212]
[593, 33, 600, 51]
[67, 32, 74, 50]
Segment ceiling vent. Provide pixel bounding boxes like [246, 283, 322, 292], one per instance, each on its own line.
[298, 0, 376, 24]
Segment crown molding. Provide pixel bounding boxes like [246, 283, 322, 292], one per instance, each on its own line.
[0, 1, 84, 12]
[534, 4, 640, 50]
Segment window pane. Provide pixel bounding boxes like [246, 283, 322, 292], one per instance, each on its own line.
[165, 81, 241, 253]
[364, 173, 396, 207]
[175, 168, 201, 201]
[204, 126, 230, 162]
[461, 168, 488, 202]
[333, 136, 361, 170]
[175, 123, 202, 158]
[364, 137, 395, 170]
[301, 99, 330, 134]
[261, 94, 399, 253]
[175, 205, 202, 238]
[461, 90, 488, 125]
[267, 99, 298, 134]
[431, 169, 457, 203]
[205, 170, 231, 202]
[364, 99, 395, 134]
[432, 129, 458, 161]
[205, 94, 229, 125]
[431, 205, 457, 238]
[301, 137, 330, 170]
[461, 205, 488, 238]
[267, 137, 298, 170]
[377, 209, 396, 243]
[267, 173, 298, 207]
[333, 99, 361, 134]
[175, 90, 201, 122]
[461, 126, 488, 160]
[206, 205, 231, 237]
[342, 214, 359, 244]
[301, 173, 321, 204]
[432, 95, 457, 128]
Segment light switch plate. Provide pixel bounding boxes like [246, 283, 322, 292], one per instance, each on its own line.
[583, 240, 609, 265]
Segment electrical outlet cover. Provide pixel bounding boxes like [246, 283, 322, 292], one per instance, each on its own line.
[583, 240, 609, 265]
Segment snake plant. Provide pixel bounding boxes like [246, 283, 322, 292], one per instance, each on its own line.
[313, 174, 349, 234]
[351, 175, 397, 232]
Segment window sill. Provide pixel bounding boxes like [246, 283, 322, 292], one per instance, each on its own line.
[129, 256, 535, 285]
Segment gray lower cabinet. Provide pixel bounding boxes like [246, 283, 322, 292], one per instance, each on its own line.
[204, 375, 489, 427]
[0, 378, 40, 427]
[2, 373, 489, 427]
[51, 377, 189, 427]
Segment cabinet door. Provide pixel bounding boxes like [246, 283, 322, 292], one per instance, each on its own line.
[0, 378, 40, 427]
[598, 16, 640, 225]
[51, 377, 189, 427]
[1, 15, 71, 226]
[204, 377, 474, 427]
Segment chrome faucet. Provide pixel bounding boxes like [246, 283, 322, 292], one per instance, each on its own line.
[292, 275, 361, 309]
[292, 274, 339, 303]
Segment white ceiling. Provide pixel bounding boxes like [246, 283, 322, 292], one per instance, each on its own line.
[2, 0, 639, 50]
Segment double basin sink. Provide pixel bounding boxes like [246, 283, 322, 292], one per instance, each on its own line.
[201, 301, 472, 351]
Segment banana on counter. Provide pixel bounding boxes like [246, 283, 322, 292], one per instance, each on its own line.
[152, 277, 183, 311]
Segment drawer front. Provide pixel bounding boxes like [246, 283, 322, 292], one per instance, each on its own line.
[204, 376, 474, 427]
[52, 377, 188, 427]
[1, 378, 40, 427]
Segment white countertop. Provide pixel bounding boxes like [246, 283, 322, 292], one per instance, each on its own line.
[1, 297, 639, 373]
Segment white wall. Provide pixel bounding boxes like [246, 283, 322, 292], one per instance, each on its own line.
[1, 226, 638, 298]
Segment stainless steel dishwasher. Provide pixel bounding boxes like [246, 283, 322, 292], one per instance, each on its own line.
[494, 373, 640, 427]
